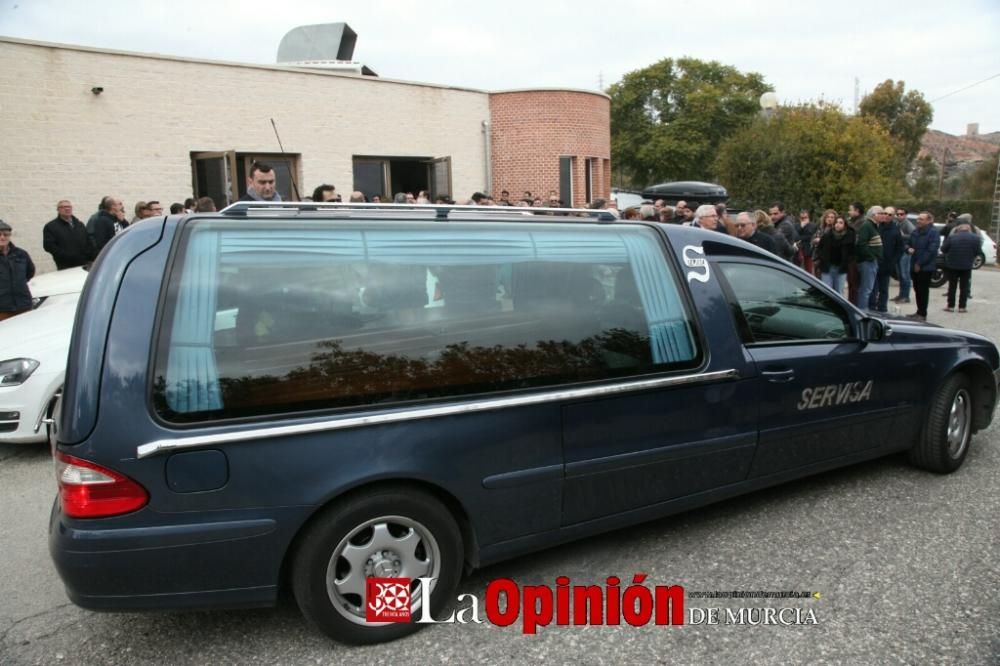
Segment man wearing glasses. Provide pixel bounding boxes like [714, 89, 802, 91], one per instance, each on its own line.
[694, 204, 729, 233]
[733, 211, 778, 254]
[0, 220, 36, 322]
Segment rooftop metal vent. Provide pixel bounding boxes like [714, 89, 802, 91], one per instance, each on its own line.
[276, 23, 377, 75]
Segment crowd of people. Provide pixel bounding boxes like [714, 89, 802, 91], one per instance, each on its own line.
[610, 197, 983, 323]
[0, 160, 985, 325]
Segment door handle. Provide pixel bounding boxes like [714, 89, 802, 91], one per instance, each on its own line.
[762, 368, 795, 383]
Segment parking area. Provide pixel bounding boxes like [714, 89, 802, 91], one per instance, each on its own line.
[2, 271, 999, 665]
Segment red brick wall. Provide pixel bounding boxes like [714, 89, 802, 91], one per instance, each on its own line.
[489, 90, 611, 207]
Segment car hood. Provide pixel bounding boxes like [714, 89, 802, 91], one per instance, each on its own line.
[882, 315, 997, 350]
[0, 293, 80, 361]
[28, 267, 89, 298]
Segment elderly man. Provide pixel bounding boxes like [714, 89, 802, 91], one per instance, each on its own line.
[43, 200, 94, 269]
[854, 206, 884, 310]
[734, 211, 777, 254]
[871, 205, 902, 313]
[693, 204, 728, 233]
[0, 219, 35, 321]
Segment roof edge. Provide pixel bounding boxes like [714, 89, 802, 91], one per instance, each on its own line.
[0, 36, 483, 94]
[0, 36, 609, 100]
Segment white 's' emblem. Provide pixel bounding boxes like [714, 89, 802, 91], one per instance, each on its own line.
[683, 245, 710, 283]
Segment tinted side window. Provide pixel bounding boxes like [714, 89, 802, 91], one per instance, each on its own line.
[718, 262, 851, 343]
[153, 221, 701, 423]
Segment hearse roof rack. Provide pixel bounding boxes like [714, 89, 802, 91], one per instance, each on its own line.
[218, 201, 618, 222]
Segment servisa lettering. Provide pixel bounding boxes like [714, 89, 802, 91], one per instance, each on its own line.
[797, 380, 873, 410]
[366, 574, 684, 633]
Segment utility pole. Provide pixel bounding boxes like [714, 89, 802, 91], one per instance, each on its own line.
[938, 146, 950, 200]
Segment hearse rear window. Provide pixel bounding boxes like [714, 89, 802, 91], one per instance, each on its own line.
[152, 220, 700, 423]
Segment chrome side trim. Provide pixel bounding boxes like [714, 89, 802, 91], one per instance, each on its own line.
[137, 369, 740, 459]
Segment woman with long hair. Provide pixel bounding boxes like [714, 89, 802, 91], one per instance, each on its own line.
[816, 216, 856, 296]
[810, 210, 837, 277]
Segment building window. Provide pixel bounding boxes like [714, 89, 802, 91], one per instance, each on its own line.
[559, 156, 574, 207]
[352, 156, 452, 202]
[585, 158, 595, 204]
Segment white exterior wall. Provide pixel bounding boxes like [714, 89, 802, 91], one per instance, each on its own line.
[0, 38, 490, 272]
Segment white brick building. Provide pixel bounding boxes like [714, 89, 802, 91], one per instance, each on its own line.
[0, 37, 609, 272]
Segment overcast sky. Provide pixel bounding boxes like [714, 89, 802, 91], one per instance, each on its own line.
[2, 0, 998, 136]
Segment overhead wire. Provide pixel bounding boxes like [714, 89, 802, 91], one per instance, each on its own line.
[929, 73, 1000, 103]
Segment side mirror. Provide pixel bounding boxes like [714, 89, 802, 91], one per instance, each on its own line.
[860, 317, 891, 342]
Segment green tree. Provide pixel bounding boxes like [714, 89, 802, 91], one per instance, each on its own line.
[715, 103, 899, 212]
[859, 80, 933, 171]
[608, 58, 770, 187]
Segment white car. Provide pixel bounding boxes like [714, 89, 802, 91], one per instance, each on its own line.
[975, 228, 997, 268]
[0, 267, 88, 445]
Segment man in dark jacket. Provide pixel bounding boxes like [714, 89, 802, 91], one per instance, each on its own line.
[43, 200, 94, 269]
[941, 222, 982, 312]
[734, 212, 778, 254]
[239, 162, 283, 202]
[87, 195, 128, 254]
[0, 219, 35, 321]
[871, 209, 903, 313]
[768, 202, 800, 263]
[907, 211, 941, 321]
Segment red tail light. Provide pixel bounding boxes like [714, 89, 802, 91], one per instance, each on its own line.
[55, 452, 149, 518]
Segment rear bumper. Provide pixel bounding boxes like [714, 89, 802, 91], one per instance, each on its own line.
[49, 499, 309, 611]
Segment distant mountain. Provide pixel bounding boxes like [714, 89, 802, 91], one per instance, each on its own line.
[919, 129, 999, 178]
[978, 131, 1000, 146]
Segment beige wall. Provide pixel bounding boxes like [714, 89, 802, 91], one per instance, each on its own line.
[0, 39, 491, 272]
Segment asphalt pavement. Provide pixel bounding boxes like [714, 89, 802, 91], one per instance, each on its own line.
[2, 270, 999, 665]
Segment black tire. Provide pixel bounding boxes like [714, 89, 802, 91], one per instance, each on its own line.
[909, 374, 973, 473]
[292, 487, 463, 645]
[972, 253, 984, 270]
[929, 267, 946, 289]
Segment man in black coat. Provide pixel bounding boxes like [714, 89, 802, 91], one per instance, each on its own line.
[768, 202, 801, 263]
[43, 200, 94, 269]
[871, 208, 903, 313]
[87, 195, 127, 254]
[0, 219, 35, 321]
[941, 222, 982, 312]
[734, 212, 778, 255]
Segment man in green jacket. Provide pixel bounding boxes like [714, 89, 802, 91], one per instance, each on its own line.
[854, 205, 884, 310]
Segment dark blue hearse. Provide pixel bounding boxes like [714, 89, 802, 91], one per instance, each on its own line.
[50, 202, 999, 644]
